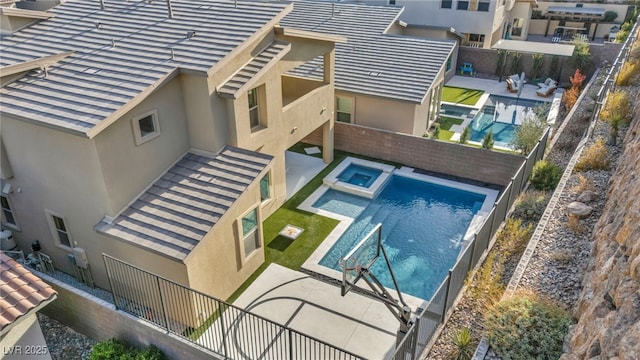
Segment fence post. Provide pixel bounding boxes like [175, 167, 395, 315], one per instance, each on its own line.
[468, 234, 478, 272]
[219, 302, 229, 358]
[102, 256, 118, 308]
[288, 328, 294, 360]
[412, 318, 421, 359]
[441, 271, 452, 323]
[156, 277, 170, 332]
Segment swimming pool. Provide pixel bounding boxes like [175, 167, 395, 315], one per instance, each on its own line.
[313, 175, 487, 301]
[469, 95, 545, 146]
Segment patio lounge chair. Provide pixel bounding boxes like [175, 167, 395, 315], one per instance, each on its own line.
[460, 62, 474, 76]
[506, 74, 522, 93]
[536, 78, 558, 97]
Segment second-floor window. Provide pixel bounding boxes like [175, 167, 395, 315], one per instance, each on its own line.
[457, 1, 469, 11]
[1, 195, 17, 227]
[478, 0, 490, 12]
[441, 0, 452, 9]
[469, 33, 485, 43]
[248, 87, 260, 130]
[512, 18, 524, 37]
[336, 96, 354, 123]
[132, 110, 160, 146]
[446, 55, 452, 71]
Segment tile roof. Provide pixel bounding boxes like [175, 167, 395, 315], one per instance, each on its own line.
[0, 254, 57, 332]
[281, 1, 456, 103]
[0, 0, 290, 136]
[218, 41, 291, 99]
[95, 147, 272, 261]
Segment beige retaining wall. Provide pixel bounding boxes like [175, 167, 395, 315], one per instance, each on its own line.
[38, 274, 220, 360]
[305, 123, 524, 187]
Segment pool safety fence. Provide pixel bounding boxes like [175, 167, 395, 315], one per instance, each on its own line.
[102, 254, 363, 360]
[390, 126, 550, 360]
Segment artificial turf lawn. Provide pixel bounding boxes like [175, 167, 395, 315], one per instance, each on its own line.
[438, 116, 464, 130]
[442, 86, 484, 106]
[439, 129, 455, 140]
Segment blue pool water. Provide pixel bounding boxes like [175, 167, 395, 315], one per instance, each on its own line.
[469, 95, 545, 144]
[337, 164, 383, 188]
[315, 175, 486, 301]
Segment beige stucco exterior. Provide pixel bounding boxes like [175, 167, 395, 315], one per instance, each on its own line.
[0, 22, 338, 302]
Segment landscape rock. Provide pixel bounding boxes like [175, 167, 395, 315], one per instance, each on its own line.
[577, 190, 595, 203]
[566, 201, 593, 219]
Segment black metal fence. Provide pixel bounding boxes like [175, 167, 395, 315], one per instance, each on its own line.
[389, 127, 550, 359]
[102, 254, 363, 360]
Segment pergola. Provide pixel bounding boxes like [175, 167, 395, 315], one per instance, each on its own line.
[544, 6, 606, 41]
[492, 39, 575, 82]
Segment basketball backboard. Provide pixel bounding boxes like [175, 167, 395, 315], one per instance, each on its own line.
[339, 224, 382, 296]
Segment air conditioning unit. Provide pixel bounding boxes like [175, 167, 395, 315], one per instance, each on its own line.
[72, 247, 89, 269]
[0, 229, 16, 251]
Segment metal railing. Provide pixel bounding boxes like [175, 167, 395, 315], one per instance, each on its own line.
[102, 254, 362, 360]
[389, 127, 551, 359]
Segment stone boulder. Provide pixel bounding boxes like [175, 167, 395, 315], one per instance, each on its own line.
[566, 201, 593, 219]
[577, 190, 596, 203]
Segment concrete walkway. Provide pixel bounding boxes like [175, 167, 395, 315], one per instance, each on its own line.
[232, 264, 399, 359]
[285, 151, 327, 200]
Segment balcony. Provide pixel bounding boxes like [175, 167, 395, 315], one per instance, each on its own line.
[281, 75, 332, 146]
[281, 75, 327, 108]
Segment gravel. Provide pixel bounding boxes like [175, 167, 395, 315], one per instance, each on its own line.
[38, 313, 96, 360]
[425, 71, 628, 359]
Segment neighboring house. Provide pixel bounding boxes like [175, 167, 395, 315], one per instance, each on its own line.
[0, 0, 343, 300]
[0, 2, 54, 37]
[0, 253, 57, 360]
[281, 1, 457, 135]
[359, 0, 536, 49]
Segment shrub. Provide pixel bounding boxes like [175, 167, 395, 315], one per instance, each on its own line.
[572, 174, 594, 193]
[431, 122, 441, 139]
[484, 294, 573, 360]
[482, 130, 494, 149]
[460, 126, 470, 144]
[512, 191, 549, 222]
[496, 218, 533, 259]
[89, 339, 133, 360]
[575, 138, 610, 171]
[549, 55, 560, 79]
[615, 61, 639, 86]
[530, 160, 562, 191]
[510, 52, 522, 75]
[604, 10, 618, 22]
[600, 90, 631, 123]
[567, 215, 586, 235]
[467, 252, 504, 308]
[569, 38, 591, 72]
[512, 113, 546, 155]
[562, 86, 580, 112]
[532, 53, 544, 79]
[450, 327, 475, 360]
[89, 339, 167, 360]
[496, 49, 507, 76]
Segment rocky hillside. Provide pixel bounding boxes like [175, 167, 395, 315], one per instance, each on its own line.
[561, 102, 640, 359]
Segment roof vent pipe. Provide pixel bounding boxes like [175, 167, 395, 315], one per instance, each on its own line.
[234, 0, 237, 8]
[99, 0, 105, 9]
[332, 3, 335, 18]
[170, 48, 175, 60]
[111, 38, 116, 47]
[166, 0, 173, 18]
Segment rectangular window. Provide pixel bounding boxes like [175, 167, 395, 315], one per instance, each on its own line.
[446, 55, 452, 71]
[260, 173, 271, 202]
[336, 96, 353, 123]
[46, 211, 71, 248]
[132, 110, 160, 146]
[457, 1, 469, 10]
[248, 88, 260, 130]
[512, 18, 524, 37]
[469, 33, 485, 42]
[1, 195, 16, 227]
[241, 208, 260, 257]
[441, 0, 452, 9]
[477, 0, 490, 12]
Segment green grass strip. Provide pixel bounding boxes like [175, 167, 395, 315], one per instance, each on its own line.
[442, 86, 484, 106]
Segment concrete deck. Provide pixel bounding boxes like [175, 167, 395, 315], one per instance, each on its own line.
[285, 151, 327, 200]
[446, 75, 560, 102]
[231, 264, 399, 359]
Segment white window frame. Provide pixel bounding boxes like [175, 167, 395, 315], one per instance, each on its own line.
[131, 110, 161, 146]
[441, 0, 452, 9]
[457, 0, 469, 11]
[248, 87, 262, 131]
[511, 18, 525, 37]
[238, 207, 261, 264]
[336, 96, 355, 124]
[477, 0, 490, 12]
[45, 209, 73, 250]
[0, 195, 19, 230]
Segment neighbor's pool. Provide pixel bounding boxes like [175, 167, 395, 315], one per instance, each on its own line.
[337, 164, 383, 189]
[315, 175, 486, 301]
[469, 95, 545, 145]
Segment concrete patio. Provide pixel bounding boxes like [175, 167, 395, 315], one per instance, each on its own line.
[446, 75, 561, 102]
[285, 150, 327, 200]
